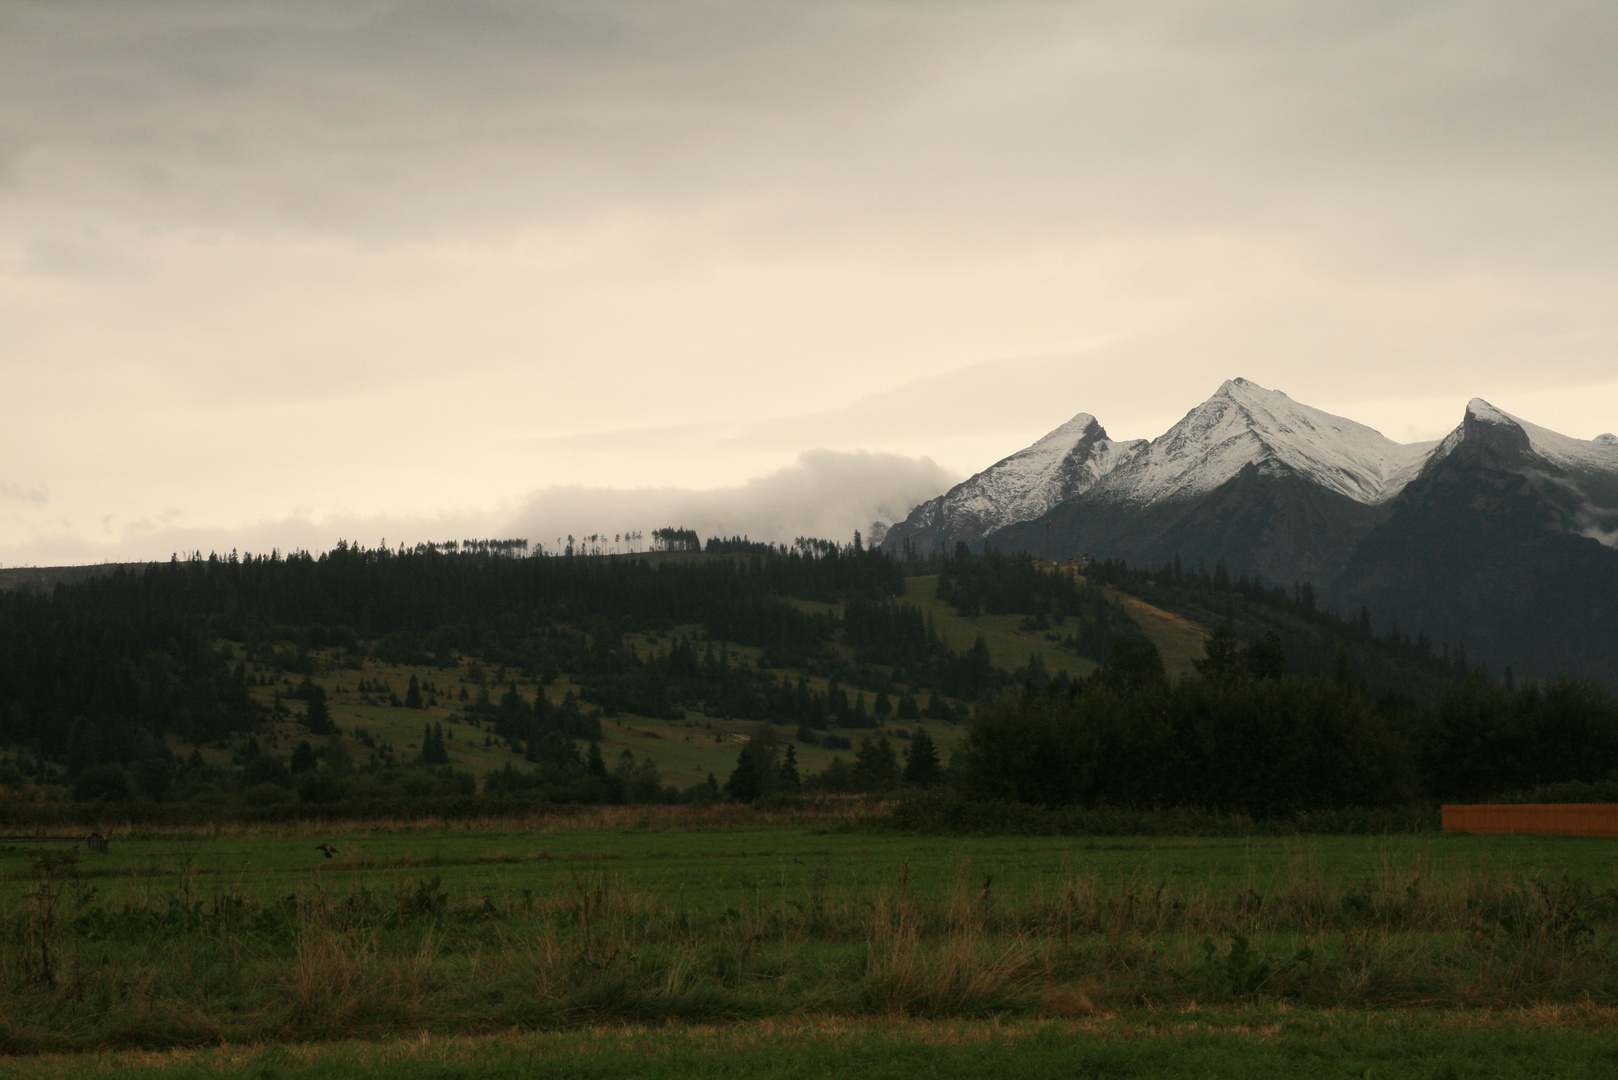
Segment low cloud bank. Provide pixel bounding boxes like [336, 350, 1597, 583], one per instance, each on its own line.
[2, 450, 954, 568]
[507, 450, 957, 551]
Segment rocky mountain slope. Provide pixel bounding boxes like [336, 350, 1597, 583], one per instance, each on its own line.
[880, 412, 1143, 553]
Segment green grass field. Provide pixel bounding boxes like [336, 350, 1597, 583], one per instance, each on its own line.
[2, 814, 1618, 1068]
[5, 822, 1614, 912]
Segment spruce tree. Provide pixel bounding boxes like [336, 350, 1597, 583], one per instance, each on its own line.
[853, 736, 898, 790]
[420, 723, 450, 765]
[903, 727, 941, 788]
[405, 674, 424, 710]
[290, 740, 318, 775]
[1193, 623, 1242, 679]
[725, 749, 762, 803]
[302, 684, 334, 734]
[778, 743, 801, 791]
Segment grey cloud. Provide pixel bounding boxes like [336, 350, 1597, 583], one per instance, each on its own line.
[5, 1, 1614, 259]
[4, 2, 1618, 566]
[0, 451, 954, 566]
[1520, 468, 1618, 549]
[0, 482, 47, 507]
[0, 1, 965, 235]
[506, 449, 958, 548]
[23, 230, 147, 276]
[1578, 517, 1618, 549]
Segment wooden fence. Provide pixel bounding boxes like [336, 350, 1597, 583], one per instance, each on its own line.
[1442, 804, 1618, 838]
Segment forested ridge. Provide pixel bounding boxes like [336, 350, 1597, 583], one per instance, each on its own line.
[0, 536, 1612, 816]
[0, 539, 997, 801]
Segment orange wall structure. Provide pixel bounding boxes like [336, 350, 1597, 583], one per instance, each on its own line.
[1443, 804, 1618, 838]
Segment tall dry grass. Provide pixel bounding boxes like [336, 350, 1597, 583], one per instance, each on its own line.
[0, 847, 1614, 1052]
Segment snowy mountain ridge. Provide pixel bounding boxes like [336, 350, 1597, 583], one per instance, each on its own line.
[1460, 397, 1618, 475]
[880, 413, 1144, 550]
[1091, 378, 1436, 508]
[945, 412, 1143, 525]
[882, 378, 1618, 555]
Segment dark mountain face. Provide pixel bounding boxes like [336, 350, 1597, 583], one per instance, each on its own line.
[991, 464, 1386, 589]
[1336, 412, 1618, 684]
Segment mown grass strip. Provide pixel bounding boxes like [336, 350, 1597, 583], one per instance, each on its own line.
[10, 1011, 1618, 1079]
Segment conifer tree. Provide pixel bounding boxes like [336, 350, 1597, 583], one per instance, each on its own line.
[852, 735, 898, 790]
[1193, 624, 1242, 679]
[405, 674, 424, 709]
[725, 749, 762, 803]
[903, 727, 941, 788]
[420, 722, 450, 765]
[290, 740, 319, 775]
[304, 684, 334, 735]
[779, 743, 801, 791]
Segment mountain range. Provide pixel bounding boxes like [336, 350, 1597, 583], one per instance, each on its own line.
[881, 378, 1618, 685]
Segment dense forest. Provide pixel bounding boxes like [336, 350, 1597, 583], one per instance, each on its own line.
[959, 633, 1618, 813]
[0, 536, 1613, 816]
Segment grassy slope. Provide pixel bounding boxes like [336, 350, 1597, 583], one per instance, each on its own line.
[233, 645, 965, 792]
[901, 574, 1099, 678]
[1100, 587, 1209, 677]
[901, 573, 1212, 679]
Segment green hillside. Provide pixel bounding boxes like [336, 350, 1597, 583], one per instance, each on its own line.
[226, 642, 968, 794]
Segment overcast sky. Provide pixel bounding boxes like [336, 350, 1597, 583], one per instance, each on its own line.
[3, 1, 1616, 564]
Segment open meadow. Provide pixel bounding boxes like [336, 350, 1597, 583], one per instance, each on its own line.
[1, 809, 1617, 1072]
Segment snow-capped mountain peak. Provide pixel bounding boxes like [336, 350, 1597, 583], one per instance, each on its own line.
[878, 410, 1143, 552]
[881, 378, 1618, 559]
[1448, 398, 1618, 474]
[1090, 378, 1431, 507]
[937, 411, 1143, 528]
